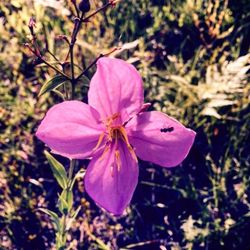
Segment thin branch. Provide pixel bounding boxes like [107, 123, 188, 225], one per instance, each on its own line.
[81, 0, 117, 23]
[75, 47, 120, 81]
[47, 49, 61, 63]
[76, 54, 102, 81]
[64, 1, 118, 97]
[72, 1, 80, 18]
[65, 0, 117, 64]
[69, 12, 84, 98]
[25, 44, 71, 80]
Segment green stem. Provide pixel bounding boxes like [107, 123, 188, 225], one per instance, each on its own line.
[68, 159, 75, 181]
[60, 215, 67, 249]
[57, 159, 76, 250]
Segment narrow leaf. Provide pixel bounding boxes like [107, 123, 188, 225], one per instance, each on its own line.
[58, 189, 73, 215]
[66, 206, 81, 230]
[44, 150, 67, 189]
[39, 75, 68, 97]
[71, 206, 81, 219]
[51, 89, 65, 100]
[38, 208, 60, 231]
[70, 168, 86, 190]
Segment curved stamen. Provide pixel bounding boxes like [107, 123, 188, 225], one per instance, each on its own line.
[92, 132, 105, 152]
[115, 149, 121, 171]
[118, 127, 138, 162]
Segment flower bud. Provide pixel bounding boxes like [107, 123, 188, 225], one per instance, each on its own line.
[78, 0, 91, 13]
[28, 17, 36, 36]
[28, 17, 36, 29]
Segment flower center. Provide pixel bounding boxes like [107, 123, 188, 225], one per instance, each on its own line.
[92, 113, 137, 175]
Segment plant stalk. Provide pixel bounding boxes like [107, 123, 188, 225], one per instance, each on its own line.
[57, 159, 76, 250]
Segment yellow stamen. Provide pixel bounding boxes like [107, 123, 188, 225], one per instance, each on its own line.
[92, 132, 105, 152]
[95, 113, 138, 170]
[128, 146, 138, 163]
[98, 144, 110, 162]
[117, 126, 138, 163]
[105, 113, 120, 128]
[115, 150, 121, 171]
[119, 127, 130, 146]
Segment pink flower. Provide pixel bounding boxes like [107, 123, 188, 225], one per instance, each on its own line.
[36, 57, 196, 215]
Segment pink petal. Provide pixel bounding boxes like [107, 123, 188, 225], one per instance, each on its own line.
[88, 57, 144, 122]
[84, 140, 139, 215]
[126, 111, 196, 167]
[36, 101, 104, 159]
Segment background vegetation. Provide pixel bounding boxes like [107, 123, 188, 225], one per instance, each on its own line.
[0, 0, 249, 249]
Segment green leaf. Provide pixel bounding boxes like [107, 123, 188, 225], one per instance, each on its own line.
[58, 189, 73, 215]
[71, 206, 81, 219]
[44, 151, 67, 189]
[66, 206, 81, 230]
[70, 168, 86, 190]
[38, 208, 60, 231]
[51, 89, 65, 100]
[87, 231, 110, 250]
[55, 232, 63, 249]
[39, 75, 68, 97]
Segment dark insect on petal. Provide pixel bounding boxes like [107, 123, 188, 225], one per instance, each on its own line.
[160, 127, 174, 133]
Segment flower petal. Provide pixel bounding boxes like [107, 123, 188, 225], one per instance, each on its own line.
[36, 101, 104, 159]
[126, 111, 196, 167]
[84, 140, 139, 216]
[88, 57, 144, 122]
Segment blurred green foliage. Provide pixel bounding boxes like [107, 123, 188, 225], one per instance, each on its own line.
[0, 0, 249, 249]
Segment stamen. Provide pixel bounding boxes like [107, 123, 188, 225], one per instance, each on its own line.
[118, 127, 138, 162]
[115, 150, 121, 171]
[92, 132, 105, 152]
[128, 146, 138, 163]
[98, 144, 111, 162]
[97, 112, 138, 171]
[118, 127, 130, 147]
[105, 113, 120, 128]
